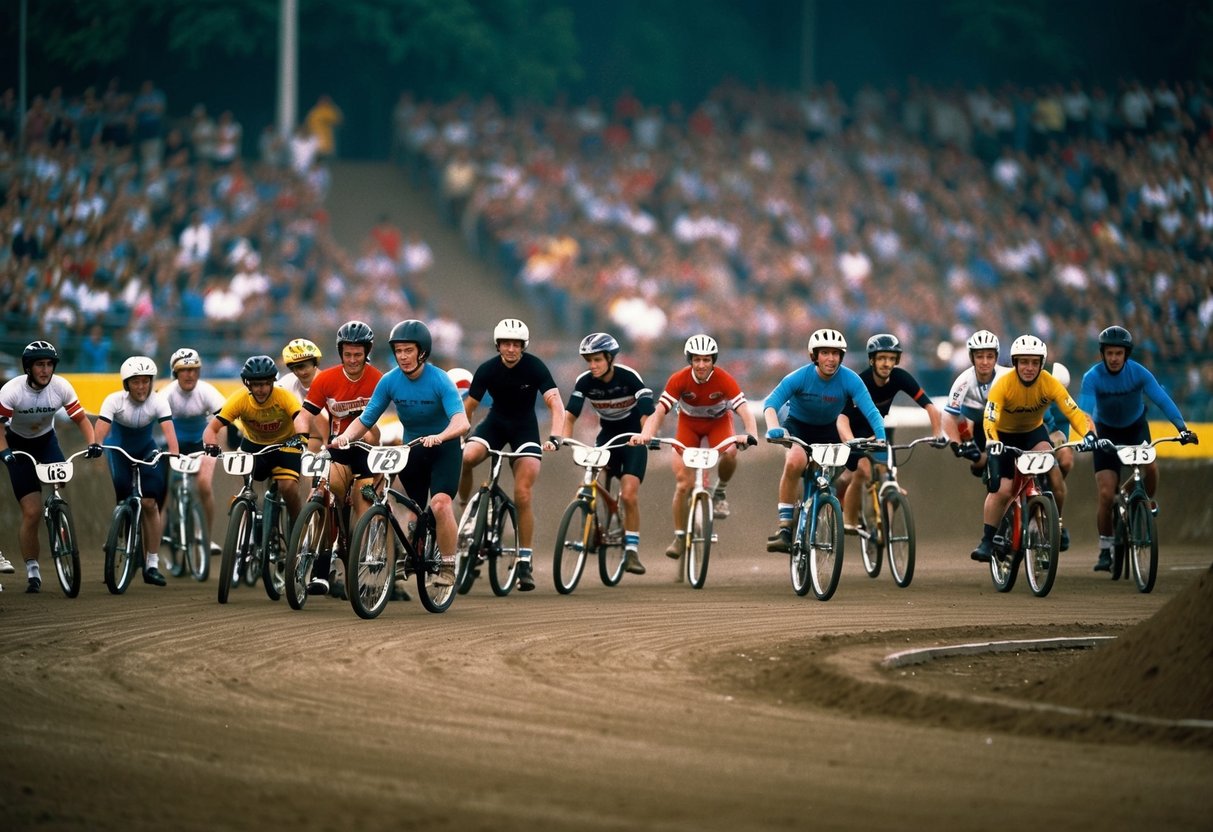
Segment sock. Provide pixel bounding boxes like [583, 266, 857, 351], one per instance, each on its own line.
[982, 523, 997, 542]
[777, 503, 794, 525]
[26, 559, 40, 580]
[1099, 535, 1114, 551]
[146, 553, 159, 570]
[518, 547, 532, 563]
[673, 530, 685, 539]
[625, 531, 639, 552]
[713, 480, 728, 497]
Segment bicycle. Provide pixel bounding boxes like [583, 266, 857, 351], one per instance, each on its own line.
[852, 436, 948, 588]
[100, 444, 170, 594]
[9, 447, 90, 597]
[161, 452, 210, 582]
[1108, 436, 1184, 594]
[646, 434, 751, 589]
[346, 439, 460, 619]
[284, 448, 358, 610]
[767, 435, 868, 601]
[985, 440, 1084, 597]
[215, 444, 290, 604]
[550, 433, 637, 595]
[455, 439, 538, 596]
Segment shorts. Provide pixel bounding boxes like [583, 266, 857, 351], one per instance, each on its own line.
[396, 439, 462, 507]
[785, 416, 859, 472]
[471, 415, 542, 458]
[1093, 417, 1150, 475]
[987, 424, 1051, 493]
[328, 444, 374, 479]
[674, 415, 737, 452]
[108, 441, 168, 503]
[597, 427, 647, 482]
[4, 430, 65, 501]
[241, 439, 302, 483]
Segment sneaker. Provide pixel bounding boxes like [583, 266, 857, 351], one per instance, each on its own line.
[623, 549, 646, 575]
[434, 558, 456, 588]
[516, 560, 535, 591]
[209, 542, 223, 557]
[390, 578, 411, 601]
[712, 493, 730, 518]
[766, 527, 792, 554]
[1149, 500, 1159, 516]
[665, 536, 684, 559]
[1059, 527, 1070, 552]
[843, 524, 859, 536]
[143, 567, 167, 586]
[1093, 549, 1112, 572]
[26, 576, 41, 593]
[0, 554, 14, 573]
[328, 579, 347, 600]
[307, 577, 330, 596]
[970, 540, 993, 563]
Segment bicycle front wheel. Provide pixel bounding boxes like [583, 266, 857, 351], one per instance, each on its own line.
[597, 494, 626, 587]
[809, 495, 844, 601]
[414, 511, 456, 613]
[789, 504, 811, 597]
[186, 501, 210, 581]
[104, 503, 138, 595]
[685, 492, 712, 589]
[348, 504, 395, 619]
[219, 500, 254, 604]
[989, 509, 1019, 593]
[454, 491, 483, 595]
[1127, 497, 1158, 593]
[47, 501, 81, 598]
[261, 499, 288, 602]
[286, 500, 328, 610]
[487, 499, 520, 597]
[858, 486, 882, 578]
[883, 491, 915, 588]
[553, 500, 592, 594]
[1023, 494, 1059, 598]
[164, 497, 188, 578]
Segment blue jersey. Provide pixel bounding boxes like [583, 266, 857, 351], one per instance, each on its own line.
[764, 365, 886, 441]
[360, 364, 464, 441]
[1079, 360, 1186, 430]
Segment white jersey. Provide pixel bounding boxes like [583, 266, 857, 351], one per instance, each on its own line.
[277, 373, 310, 405]
[0, 375, 86, 439]
[98, 389, 173, 448]
[160, 379, 225, 445]
[945, 364, 1012, 423]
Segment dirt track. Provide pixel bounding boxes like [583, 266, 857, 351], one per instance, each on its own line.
[2, 446, 1211, 831]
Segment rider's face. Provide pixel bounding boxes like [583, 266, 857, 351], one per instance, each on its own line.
[341, 344, 367, 376]
[971, 349, 998, 380]
[127, 376, 152, 402]
[1102, 346, 1127, 373]
[870, 352, 897, 380]
[247, 379, 274, 403]
[1014, 355, 1042, 383]
[28, 358, 55, 387]
[496, 339, 524, 367]
[288, 360, 319, 387]
[689, 355, 714, 383]
[394, 342, 422, 375]
[175, 366, 199, 391]
[814, 348, 843, 377]
[585, 353, 611, 379]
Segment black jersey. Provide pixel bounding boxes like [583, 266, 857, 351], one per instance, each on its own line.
[842, 366, 932, 435]
[469, 352, 558, 424]
[566, 363, 654, 435]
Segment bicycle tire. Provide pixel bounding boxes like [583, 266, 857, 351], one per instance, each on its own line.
[454, 491, 483, 594]
[553, 500, 592, 594]
[487, 499, 520, 597]
[348, 503, 394, 619]
[858, 485, 882, 578]
[187, 501, 210, 582]
[261, 497, 288, 602]
[882, 490, 915, 588]
[286, 500, 328, 610]
[414, 510, 456, 613]
[685, 491, 712, 589]
[1023, 494, 1059, 597]
[809, 495, 844, 601]
[104, 502, 138, 595]
[165, 495, 188, 578]
[1127, 497, 1158, 593]
[789, 503, 811, 597]
[989, 509, 1019, 593]
[218, 500, 253, 604]
[597, 491, 626, 587]
[47, 501, 81, 598]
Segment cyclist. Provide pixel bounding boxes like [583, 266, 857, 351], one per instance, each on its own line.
[632, 333, 758, 561]
[0, 341, 102, 593]
[279, 338, 326, 448]
[160, 348, 226, 553]
[942, 330, 1011, 478]
[836, 333, 946, 534]
[202, 355, 306, 546]
[458, 318, 564, 591]
[1041, 361, 1077, 551]
[94, 356, 181, 586]
[561, 332, 655, 576]
[1079, 325, 1199, 572]
[331, 320, 470, 590]
[292, 320, 383, 596]
[762, 329, 886, 554]
[971, 335, 1099, 563]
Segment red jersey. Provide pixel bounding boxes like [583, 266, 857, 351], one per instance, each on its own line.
[303, 364, 384, 435]
[657, 366, 746, 421]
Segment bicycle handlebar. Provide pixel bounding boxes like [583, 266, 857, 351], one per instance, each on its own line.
[9, 447, 93, 466]
[647, 434, 753, 453]
[101, 444, 173, 466]
[560, 433, 641, 453]
[466, 436, 543, 458]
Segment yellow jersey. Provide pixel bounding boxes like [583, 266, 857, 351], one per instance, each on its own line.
[983, 370, 1091, 439]
[216, 386, 300, 446]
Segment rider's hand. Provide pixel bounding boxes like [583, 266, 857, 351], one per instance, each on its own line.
[85, 443, 104, 459]
[143, 449, 160, 463]
[0, 448, 13, 466]
[765, 427, 786, 441]
[547, 434, 563, 450]
[986, 441, 1004, 457]
[628, 434, 647, 446]
[284, 433, 308, 451]
[929, 435, 950, 449]
[1179, 428, 1199, 445]
[1078, 431, 1098, 453]
[1097, 438, 1117, 454]
[203, 443, 222, 458]
[953, 441, 981, 461]
[739, 434, 758, 449]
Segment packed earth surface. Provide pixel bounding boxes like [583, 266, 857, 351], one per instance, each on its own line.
[2, 443, 1211, 831]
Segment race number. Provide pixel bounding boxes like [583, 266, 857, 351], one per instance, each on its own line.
[1117, 446, 1156, 466]
[222, 452, 254, 477]
[811, 443, 851, 468]
[1016, 452, 1056, 475]
[170, 454, 202, 474]
[300, 451, 331, 479]
[573, 446, 611, 469]
[35, 461, 74, 485]
[366, 446, 410, 475]
[682, 447, 720, 470]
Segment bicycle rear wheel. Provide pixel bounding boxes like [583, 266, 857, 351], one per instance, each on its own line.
[597, 493, 626, 587]
[414, 511, 456, 613]
[286, 500, 328, 610]
[809, 495, 844, 601]
[989, 510, 1019, 593]
[553, 500, 592, 594]
[685, 492, 712, 589]
[883, 491, 915, 588]
[47, 501, 81, 598]
[104, 503, 138, 595]
[165, 496, 188, 578]
[789, 504, 811, 597]
[348, 504, 394, 619]
[455, 491, 483, 594]
[261, 498, 288, 602]
[186, 502, 209, 581]
[487, 499, 520, 597]
[1127, 497, 1158, 593]
[858, 486, 882, 578]
[1023, 494, 1059, 597]
[219, 500, 253, 604]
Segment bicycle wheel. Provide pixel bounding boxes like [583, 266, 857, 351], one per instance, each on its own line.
[809, 495, 844, 601]
[186, 501, 209, 582]
[789, 504, 811, 597]
[858, 486, 882, 578]
[685, 492, 713, 589]
[218, 500, 253, 604]
[104, 503, 138, 595]
[1127, 497, 1158, 593]
[597, 492, 626, 587]
[553, 500, 592, 594]
[487, 499, 520, 597]
[414, 511, 456, 613]
[348, 504, 394, 619]
[1023, 494, 1059, 597]
[989, 510, 1019, 593]
[261, 499, 288, 602]
[47, 501, 81, 598]
[455, 491, 483, 594]
[286, 500, 329, 610]
[164, 496, 188, 578]
[883, 491, 915, 588]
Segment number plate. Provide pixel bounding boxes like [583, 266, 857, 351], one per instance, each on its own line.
[170, 454, 202, 474]
[222, 452, 254, 477]
[1117, 446, 1155, 465]
[810, 443, 850, 468]
[366, 446, 409, 474]
[1016, 452, 1056, 475]
[682, 447, 719, 469]
[300, 451, 331, 479]
[35, 461, 74, 484]
[573, 446, 611, 468]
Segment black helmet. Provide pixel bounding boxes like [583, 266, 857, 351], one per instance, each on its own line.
[22, 340, 60, 374]
[388, 319, 432, 361]
[579, 332, 620, 360]
[240, 355, 278, 384]
[865, 333, 902, 360]
[337, 320, 374, 358]
[1098, 325, 1133, 357]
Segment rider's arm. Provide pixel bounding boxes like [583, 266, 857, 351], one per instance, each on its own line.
[161, 418, 180, 456]
[836, 412, 855, 441]
[71, 405, 97, 445]
[924, 401, 944, 438]
[1140, 367, 1189, 431]
[736, 398, 758, 439]
[93, 418, 111, 446]
[636, 397, 668, 443]
[1048, 374, 1096, 437]
[542, 387, 565, 446]
[202, 415, 226, 448]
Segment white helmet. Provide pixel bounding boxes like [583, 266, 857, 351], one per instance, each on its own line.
[1050, 361, 1070, 388]
[447, 367, 474, 398]
[1009, 334, 1048, 361]
[684, 333, 718, 363]
[808, 328, 847, 357]
[170, 347, 201, 376]
[966, 330, 1000, 355]
[493, 318, 529, 350]
[121, 355, 158, 389]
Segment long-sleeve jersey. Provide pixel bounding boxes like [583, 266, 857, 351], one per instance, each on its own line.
[0, 375, 86, 439]
[764, 365, 886, 441]
[984, 369, 1090, 439]
[945, 365, 1013, 423]
[1078, 359, 1187, 430]
[359, 364, 463, 441]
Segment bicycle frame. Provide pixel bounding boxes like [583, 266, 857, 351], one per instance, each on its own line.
[11, 447, 91, 597]
[101, 444, 170, 594]
[164, 452, 209, 581]
[456, 438, 536, 596]
[853, 436, 940, 587]
[215, 444, 288, 604]
[1108, 435, 1181, 592]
